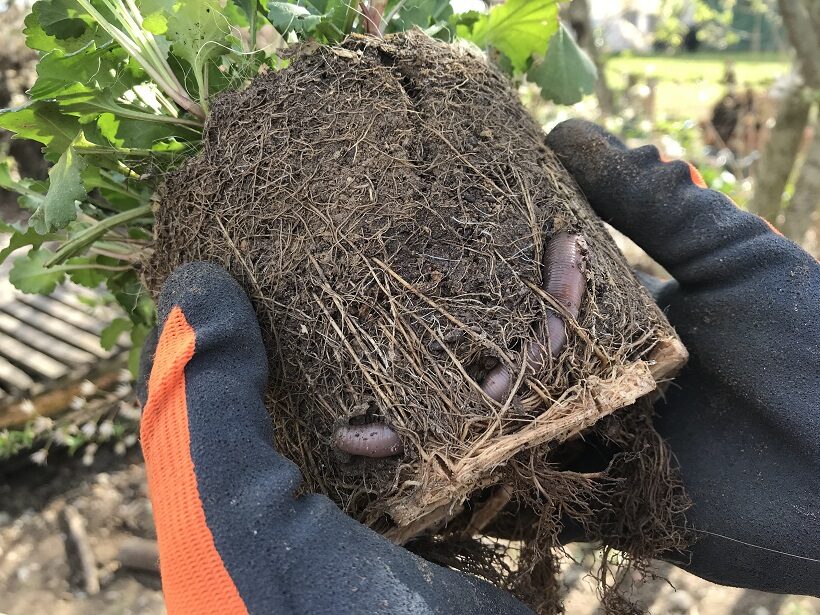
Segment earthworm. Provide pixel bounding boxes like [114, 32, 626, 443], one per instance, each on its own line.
[481, 232, 587, 402]
[335, 233, 586, 454]
[334, 422, 404, 458]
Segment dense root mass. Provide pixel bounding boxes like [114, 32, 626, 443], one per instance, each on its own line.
[147, 31, 690, 613]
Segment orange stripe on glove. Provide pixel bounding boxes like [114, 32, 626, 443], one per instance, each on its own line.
[659, 151, 782, 235]
[140, 306, 247, 615]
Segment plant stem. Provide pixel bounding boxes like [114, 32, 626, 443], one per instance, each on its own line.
[75, 0, 205, 119]
[98, 172, 146, 200]
[90, 246, 143, 262]
[249, 0, 258, 50]
[45, 204, 152, 267]
[58, 263, 133, 272]
[109, 106, 203, 129]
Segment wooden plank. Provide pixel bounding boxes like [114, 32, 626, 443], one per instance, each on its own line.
[0, 276, 15, 305]
[0, 356, 35, 392]
[0, 331, 69, 380]
[50, 286, 118, 317]
[0, 367, 122, 429]
[0, 312, 97, 366]
[17, 294, 108, 335]
[0, 237, 16, 305]
[0, 302, 109, 357]
[51, 284, 105, 304]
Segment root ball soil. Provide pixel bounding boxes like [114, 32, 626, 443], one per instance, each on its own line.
[147, 31, 691, 613]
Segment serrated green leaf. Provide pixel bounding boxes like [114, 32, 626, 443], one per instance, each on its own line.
[268, 2, 324, 36]
[528, 22, 597, 105]
[28, 41, 124, 102]
[100, 317, 131, 350]
[9, 249, 66, 294]
[0, 102, 81, 157]
[460, 0, 559, 72]
[24, 0, 100, 52]
[386, 0, 453, 33]
[29, 147, 87, 234]
[141, 0, 228, 87]
[451, 10, 482, 32]
[0, 227, 52, 265]
[66, 256, 110, 287]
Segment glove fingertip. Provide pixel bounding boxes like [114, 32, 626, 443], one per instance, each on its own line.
[157, 262, 254, 328]
[546, 118, 628, 158]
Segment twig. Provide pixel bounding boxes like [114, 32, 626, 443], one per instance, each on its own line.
[360, 0, 387, 37]
[117, 537, 160, 574]
[462, 484, 513, 538]
[62, 504, 100, 595]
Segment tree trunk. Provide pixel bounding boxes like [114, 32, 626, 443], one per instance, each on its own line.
[783, 123, 820, 242]
[777, 0, 820, 87]
[569, 0, 616, 115]
[760, 0, 820, 234]
[748, 84, 811, 222]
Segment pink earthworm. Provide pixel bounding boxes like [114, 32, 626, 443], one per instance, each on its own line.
[334, 233, 586, 456]
[481, 232, 587, 402]
[333, 423, 404, 458]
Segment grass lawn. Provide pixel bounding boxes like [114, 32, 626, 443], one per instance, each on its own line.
[606, 52, 793, 120]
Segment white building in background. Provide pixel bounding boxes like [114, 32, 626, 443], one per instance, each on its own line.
[587, 0, 666, 52]
[584, 0, 698, 53]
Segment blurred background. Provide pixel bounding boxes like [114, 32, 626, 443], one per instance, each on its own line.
[1, 1, 818, 614]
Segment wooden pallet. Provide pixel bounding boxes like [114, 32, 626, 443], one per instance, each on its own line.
[0, 254, 128, 428]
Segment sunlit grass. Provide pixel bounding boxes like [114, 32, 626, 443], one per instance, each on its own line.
[605, 52, 792, 121]
[607, 51, 791, 85]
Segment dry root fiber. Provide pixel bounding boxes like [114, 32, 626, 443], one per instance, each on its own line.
[146, 31, 690, 613]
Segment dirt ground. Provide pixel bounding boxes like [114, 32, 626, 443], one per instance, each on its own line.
[0, 448, 163, 615]
[1, 445, 817, 615]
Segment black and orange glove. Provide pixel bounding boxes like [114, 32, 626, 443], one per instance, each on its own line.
[547, 119, 820, 596]
[137, 263, 533, 615]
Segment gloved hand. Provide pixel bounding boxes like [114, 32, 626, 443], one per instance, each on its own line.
[546, 119, 820, 596]
[137, 263, 533, 615]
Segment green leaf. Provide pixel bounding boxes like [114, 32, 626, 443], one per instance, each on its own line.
[66, 256, 111, 288]
[0, 226, 52, 265]
[24, 0, 100, 52]
[29, 147, 87, 234]
[0, 102, 81, 157]
[268, 2, 324, 36]
[528, 22, 597, 105]
[142, 12, 169, 35]
[128, 323, 152, 376]
[167, 0, 227, 63]
[386, 0, 453, 32]
[96, 113, 195, 149]
[0, 162, 16, 191]
[141, 0, 229, 97]
[113, 274, 156, 325]
[100, 318, 132, 350]
[460, 0, 559, 72]
[232, 0, 258, 45]
[28, 42, 120, 101]
[9, 250, 66, 294]
[0, 161, 47, 211]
